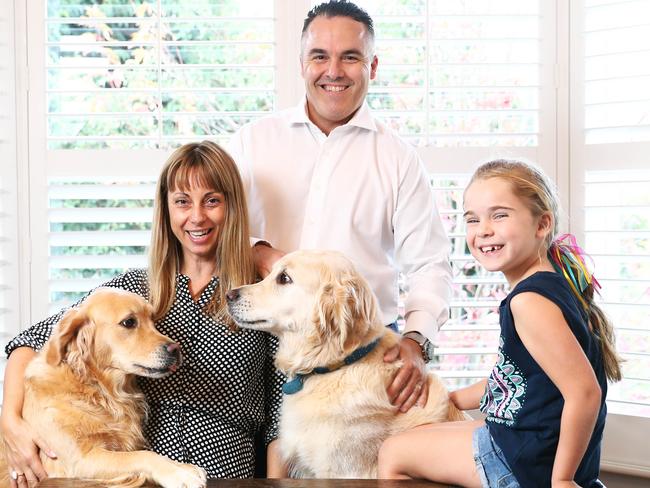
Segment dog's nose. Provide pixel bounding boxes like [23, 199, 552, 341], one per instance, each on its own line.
[165, 342, 182, 367]
[225, 288, 240, 303]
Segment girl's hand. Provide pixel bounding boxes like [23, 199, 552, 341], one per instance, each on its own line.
[1, 412, 55, 487]
[448, 379, 487, 411]
[552, 480, 581, 488]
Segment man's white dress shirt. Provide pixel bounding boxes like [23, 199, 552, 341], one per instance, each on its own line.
[228, 100, 452, 341]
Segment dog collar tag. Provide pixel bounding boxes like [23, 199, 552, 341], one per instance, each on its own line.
[282, 375, 305, 395]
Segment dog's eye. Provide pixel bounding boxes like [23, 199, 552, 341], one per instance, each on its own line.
[120, 317, 137, 329]
[276, 271, 293, 285]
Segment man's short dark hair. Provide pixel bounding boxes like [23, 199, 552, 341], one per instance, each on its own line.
[302, 0, 374, 38]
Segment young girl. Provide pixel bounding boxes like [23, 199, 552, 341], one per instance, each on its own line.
[378, 159, 621, 488]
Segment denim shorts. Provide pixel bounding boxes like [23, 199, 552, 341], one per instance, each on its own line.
[472, 425, 520, 488]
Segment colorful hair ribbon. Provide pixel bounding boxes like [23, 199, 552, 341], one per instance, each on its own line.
[548, 233, 601, 310]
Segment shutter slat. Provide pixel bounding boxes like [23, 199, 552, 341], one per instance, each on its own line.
[50, 230, 150, 246]
[49, 185, 155, 200]
[583, 164, 650, 414]
[49, 254, 147, 269]
[49, 279, 113, 292]
[434, 347, 495, 355]
[435, 370, 492, 379]
[585, 1, 650, 144]
[49, 207, 153, 223]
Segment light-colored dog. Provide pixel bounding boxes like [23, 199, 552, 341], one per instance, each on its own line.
[226, 250, 464, 478]
[0, 288, 206, 488]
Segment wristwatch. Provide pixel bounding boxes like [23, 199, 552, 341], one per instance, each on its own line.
[403, 331, 435, 362]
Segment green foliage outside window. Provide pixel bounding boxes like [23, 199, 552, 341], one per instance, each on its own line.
[47, 0, 275, 149]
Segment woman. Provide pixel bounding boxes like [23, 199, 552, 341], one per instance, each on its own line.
[1, 141, 284, 486]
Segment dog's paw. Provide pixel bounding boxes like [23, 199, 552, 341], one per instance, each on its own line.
[156, 461, 207, 488]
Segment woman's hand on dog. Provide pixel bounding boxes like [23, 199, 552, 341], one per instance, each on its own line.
[384, 338, 429, 412]
[1, 413, 55, 487]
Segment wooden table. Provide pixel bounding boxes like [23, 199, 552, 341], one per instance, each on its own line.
[37, 478, 447, 487]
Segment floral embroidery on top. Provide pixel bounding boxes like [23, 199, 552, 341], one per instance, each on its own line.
[480, 336, 526, 426]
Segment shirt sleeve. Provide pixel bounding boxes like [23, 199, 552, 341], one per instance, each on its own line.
[226, 129, 251, 201]
[4, 269, 148, 357]
[261, 333, 285, 446]
[227, 129, 266, 242]
[393, 150, 452, 342]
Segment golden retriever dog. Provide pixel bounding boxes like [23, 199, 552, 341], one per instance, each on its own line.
[0, 287, 206, 488]
[226, 250, 465, 478]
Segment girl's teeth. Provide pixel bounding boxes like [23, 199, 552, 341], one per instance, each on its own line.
[481, 245, 502, 253]
[189, 230, 209, 237]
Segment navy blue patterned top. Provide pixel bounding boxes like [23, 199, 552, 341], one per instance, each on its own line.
[5, 269, 284, 479]
[480, 271, 607, 487]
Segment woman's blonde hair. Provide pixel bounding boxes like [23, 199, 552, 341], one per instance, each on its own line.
[467, 159, 622, 382]
[148, 140, 255, 326]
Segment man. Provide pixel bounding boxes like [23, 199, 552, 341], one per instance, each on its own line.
[228, 0, 451, 414]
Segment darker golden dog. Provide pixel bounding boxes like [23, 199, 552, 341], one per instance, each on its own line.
[0, 287, 206, 488]
[226, 250, 464, 478]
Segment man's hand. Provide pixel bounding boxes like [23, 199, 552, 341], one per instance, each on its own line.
[252, 243, 285, 278]
[383, 337, 428, 412]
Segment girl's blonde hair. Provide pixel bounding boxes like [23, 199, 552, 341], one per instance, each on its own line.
[468, 159, 622, 382]
[148, 140, 256, 326]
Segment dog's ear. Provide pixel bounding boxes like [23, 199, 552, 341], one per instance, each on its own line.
[45, 307, 94, 367]
[316, 282, 345, 348]
[341, 275, 376, 347]
[316, 274, 376, 352]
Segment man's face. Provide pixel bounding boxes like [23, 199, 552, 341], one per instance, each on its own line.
[300, 15, 378, 135]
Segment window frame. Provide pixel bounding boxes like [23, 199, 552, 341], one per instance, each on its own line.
[1, 0, 31, 402]
[3, 0, 30, 336]
[568, 0, 650, 476]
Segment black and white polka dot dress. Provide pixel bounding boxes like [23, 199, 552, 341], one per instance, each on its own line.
[5, 269, 284, 479]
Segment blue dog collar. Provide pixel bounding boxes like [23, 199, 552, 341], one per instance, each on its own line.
[282, 338, 381, 395]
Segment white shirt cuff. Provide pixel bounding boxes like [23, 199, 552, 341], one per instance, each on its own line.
[403, 310, 438, 343]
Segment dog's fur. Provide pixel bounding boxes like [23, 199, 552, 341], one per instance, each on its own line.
[227, 250, 465, 478]
[0, 288, 206, 488]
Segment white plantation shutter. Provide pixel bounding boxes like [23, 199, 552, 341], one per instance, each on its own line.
[41, 0, 551, 328]
[359, 0, 542, 148]
[25, 1, 280, 316]
[583, 171, 650, 416]
[45, 1, 276, 150]
[572, 0, 650, 418]
[46, 178, 154, 313]
[582, 0, 650, 145]
[0, 0, 19, 402]
[571, 0, 650, 475]
[348, 0, 547, 390]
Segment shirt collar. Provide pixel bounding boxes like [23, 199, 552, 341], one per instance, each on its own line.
[288, 97, 377, 133]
